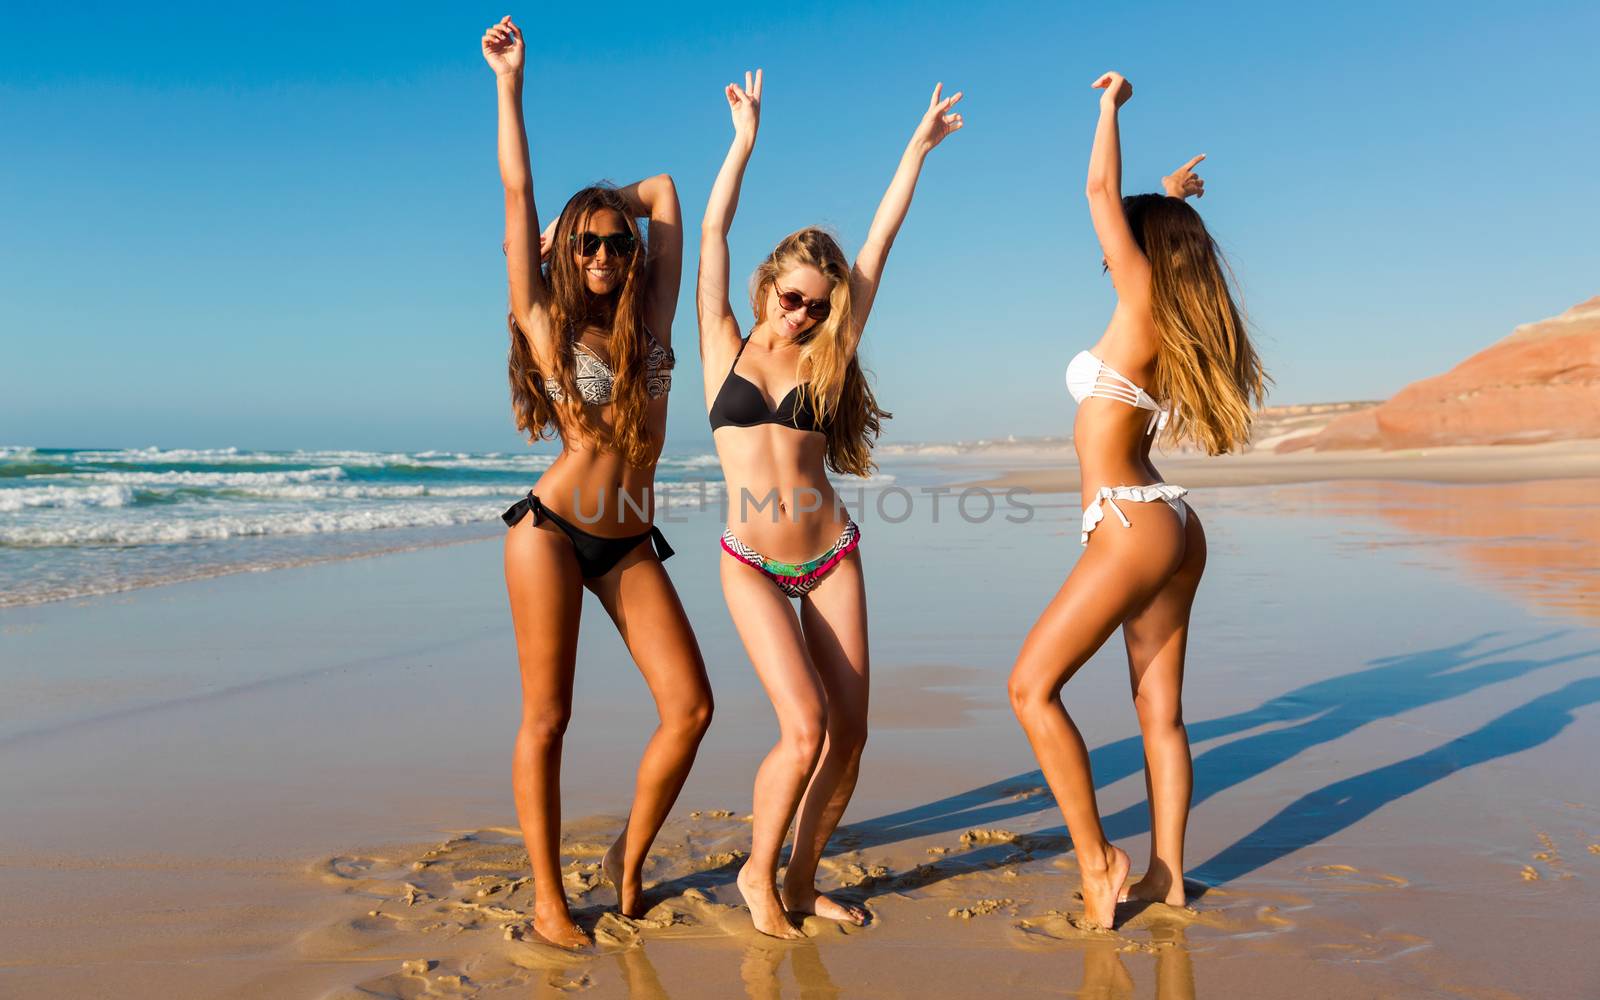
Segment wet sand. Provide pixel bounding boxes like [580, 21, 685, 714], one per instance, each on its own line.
[954, 437, 1600, 492]
[2, 473, 1598, 998]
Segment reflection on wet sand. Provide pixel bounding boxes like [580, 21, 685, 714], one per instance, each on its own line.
[870, 664, 996, 730]
[1079, 926, 1196, 1000]
[741, 938, 840, 1000]
[616, 944, 672, 1000]
[1304, 479, 1600, 624]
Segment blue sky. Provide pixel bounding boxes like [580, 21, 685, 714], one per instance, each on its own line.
[3, 1, 1596, 453]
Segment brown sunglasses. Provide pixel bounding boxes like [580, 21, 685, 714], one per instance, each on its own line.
[775, 286, 831, 321]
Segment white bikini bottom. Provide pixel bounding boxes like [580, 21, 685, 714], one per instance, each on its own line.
[1081, 483, 1190, 545]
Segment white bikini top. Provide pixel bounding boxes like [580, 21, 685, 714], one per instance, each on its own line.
[1065, 350, 1170, 435]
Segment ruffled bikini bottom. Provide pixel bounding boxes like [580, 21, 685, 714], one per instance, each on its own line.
[1080, 483, 1189, 546]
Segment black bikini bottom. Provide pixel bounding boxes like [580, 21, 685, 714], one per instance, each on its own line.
[502, 491, 674, 579]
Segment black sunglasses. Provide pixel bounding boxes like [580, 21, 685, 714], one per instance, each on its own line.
[776, 287, 831, 321]
[569, 231, 638, 257]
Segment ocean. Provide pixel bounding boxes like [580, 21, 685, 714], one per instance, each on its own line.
[0, 444, 974, 608]
[0, 445, 732, 607]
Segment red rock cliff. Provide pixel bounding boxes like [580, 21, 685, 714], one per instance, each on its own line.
[1305, 296, 1600, 450]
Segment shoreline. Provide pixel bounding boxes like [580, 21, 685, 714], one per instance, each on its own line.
[953, 438, 1600, 494]
[8, 438, 1600, 611]
[0, 525, 503, 611]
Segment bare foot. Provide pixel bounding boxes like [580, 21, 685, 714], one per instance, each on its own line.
[602, 836, 645, 918]
[781, 884, 867, 926]
[737, 864, 806, 940]
[1120, 870, 1186, 907]
[1079, 844, 1131, 930]
[532, 900, 591, 949]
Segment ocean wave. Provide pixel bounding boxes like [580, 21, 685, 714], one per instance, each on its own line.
[659, 453, 723, 470]
[63, 446, 261, 464]
[49, 468, 349, 487]
[219, 483, 511, 501]
[21, 446, 552, 470]
[0, 502, 505, 547]
[0, 484, 136, 511]
[3, 445, 721, 477]
[879, 443, 964, 456]
[877, 437, 1071, 457]
[402, 450, 555, 471]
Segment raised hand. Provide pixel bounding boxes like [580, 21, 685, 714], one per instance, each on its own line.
[912, 83, 965, 153]
[1091, 71, 1132, 109]
[482, 16, 524, 78]
[1162, 154, 1206, 199]
[725, 69, 762, 139]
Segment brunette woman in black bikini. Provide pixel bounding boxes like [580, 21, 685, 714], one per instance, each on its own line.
[483, 16, 712, 949]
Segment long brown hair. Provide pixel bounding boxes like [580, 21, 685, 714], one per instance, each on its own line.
[1124, 194, 1268, 455]
[750, 228, 889, 476]
[507, 185, 657, 466]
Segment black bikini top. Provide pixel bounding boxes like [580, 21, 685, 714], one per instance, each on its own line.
[708, 336, 827, 436]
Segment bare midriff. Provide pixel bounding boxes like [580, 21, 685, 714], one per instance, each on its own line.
[1073, 400, 1165, 511]
[530, 399, 668, 537]
[715, 423, 850, 563]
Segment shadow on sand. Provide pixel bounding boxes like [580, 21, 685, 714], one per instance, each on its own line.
[828, 631, 1598, 899]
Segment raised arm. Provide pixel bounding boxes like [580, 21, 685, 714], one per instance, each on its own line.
[697, 69, 762, 365]
[483, 17, 555, 370]
[1085, 72, 1150, 304]
[1162, 153, 1206, 200]
[849, 83, 964, 345]
[615, 174, 683, 346]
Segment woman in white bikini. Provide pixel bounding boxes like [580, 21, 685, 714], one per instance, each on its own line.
[1008, 71, 1267, 929]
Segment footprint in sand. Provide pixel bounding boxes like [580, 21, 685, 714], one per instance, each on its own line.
[948, 898, 1016, 920]
[311, 811, 882, 996]
[314, 854, 416, 894]
[1010, 910, 1139, 949]
[959, 828, 1018, 847]
[1302, 863, 1410, 891]
[1527, 831, 1577, 879]
[818, 856, 888, 887]
[328, 961, 479, 1000]
[1309, 930, 1432, 963]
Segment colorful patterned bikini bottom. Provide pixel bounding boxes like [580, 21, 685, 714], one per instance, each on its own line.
[721, 520, 861, 598]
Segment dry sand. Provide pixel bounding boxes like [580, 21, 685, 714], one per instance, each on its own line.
[3, 468, 1598, 998]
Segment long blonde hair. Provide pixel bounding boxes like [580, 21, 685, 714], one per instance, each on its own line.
[507, 185, 658, 466]
[750, 228, 889, 476]
[1124, 194, 1268, 455]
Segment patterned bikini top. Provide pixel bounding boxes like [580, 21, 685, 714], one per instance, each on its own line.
[1065, 350, 1171, 435]
[544, 333, 674, 405]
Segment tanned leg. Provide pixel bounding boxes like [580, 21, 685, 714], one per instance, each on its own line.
[504, 519, 590, 948]
[1121, 508, 1205, 906]
[722, 553, 826, 940]
[588, 545, 714, 918]
[1007, 501, 1184, 928]
[783, 551, 870, 925]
